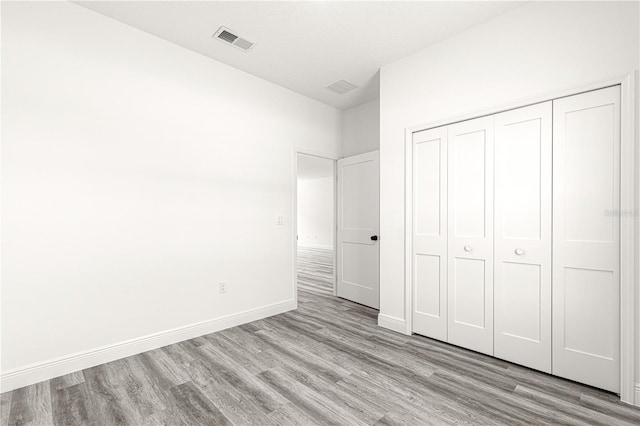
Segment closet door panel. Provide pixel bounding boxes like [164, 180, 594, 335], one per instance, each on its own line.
[494, 102, 552, 373]
[412, 127, 448, 341]
[553, 86, 620, 393]
[452, 131, 486, 238]
[452, 258, 486, 327]
[447, 116, 493, 355]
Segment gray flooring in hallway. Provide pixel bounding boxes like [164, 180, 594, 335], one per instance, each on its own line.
[4, 295, 640, 424]
[296, 246, 333, 296]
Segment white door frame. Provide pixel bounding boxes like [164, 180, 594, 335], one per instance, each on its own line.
[293, 147, 339, 307]
[403, 72, 638, 405]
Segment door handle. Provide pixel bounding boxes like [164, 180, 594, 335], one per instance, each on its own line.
[371, 235, 378, 241]
[464, 245, 473, 252]
[515, 248, 525, 255]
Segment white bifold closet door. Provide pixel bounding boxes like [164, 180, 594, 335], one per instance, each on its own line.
[552, 87, 620, 393]
[447, 116, 494, 356]
[412, 126, 448, 341]
[493, 102, 552, 373]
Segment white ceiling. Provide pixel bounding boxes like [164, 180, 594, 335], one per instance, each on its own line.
[297, 154, 333, 180]
[76, 1, 523, 110]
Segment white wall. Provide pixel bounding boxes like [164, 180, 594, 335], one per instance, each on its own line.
[297, 177, 334, 249]
[342, 98, 380, 157]
[1, 1, 341, 389]
[379, 0, 639, 396]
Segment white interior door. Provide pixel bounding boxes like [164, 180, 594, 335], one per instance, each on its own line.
[412, 127, 448, 341]
[337, 151, 380, 309]
[494, 102, 552, 372]
[552, 86, 621, 393]
[447, 116, 494, 355]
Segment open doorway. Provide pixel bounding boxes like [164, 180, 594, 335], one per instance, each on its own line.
[295, 153, 336, 298]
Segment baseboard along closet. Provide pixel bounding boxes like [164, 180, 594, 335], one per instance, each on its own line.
[411, 86, 621, 393]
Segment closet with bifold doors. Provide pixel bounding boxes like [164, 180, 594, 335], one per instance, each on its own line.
[411, 85, 621, 393]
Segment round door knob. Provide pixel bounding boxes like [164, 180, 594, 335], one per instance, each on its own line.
[464, 245, 473, 252]
[370, 235, 378, 241]
[515, 248, 525, 255]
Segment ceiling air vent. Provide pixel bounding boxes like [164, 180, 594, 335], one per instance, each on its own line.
[213, 27, 255, 52]
[325, 80, 358, 95]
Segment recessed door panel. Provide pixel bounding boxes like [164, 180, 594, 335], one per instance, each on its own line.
[414, 138, 442, 237]
[564, 104, 616, 243]
[341, 242, 377, 290]
[500, 262, 542, 342]
[452, 258, 485, 328]
[447, 116, 493, 355]
[452, 131, 486, 238]
[414, 254, 441, 318]
[553, 86, 620, 393]
[563, 268, 615, 359]
[494, 102, 551, 373]
[341, 159, 377, 230]
[499, 119, 542, 240]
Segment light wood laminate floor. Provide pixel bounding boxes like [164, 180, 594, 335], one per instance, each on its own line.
[296, 246, 333, 296]
[4, 289, 640, 425]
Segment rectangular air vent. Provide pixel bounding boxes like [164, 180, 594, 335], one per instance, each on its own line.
[218, 30, 238, 44]
[325, 80, 358, 95]
[213, 27, 255, 52]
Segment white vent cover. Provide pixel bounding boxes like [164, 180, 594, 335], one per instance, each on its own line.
[213, 27, 255, 52]
[325, 80, 358, 95]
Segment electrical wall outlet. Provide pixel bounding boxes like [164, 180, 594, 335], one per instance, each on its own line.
[219, 281, 227, 293]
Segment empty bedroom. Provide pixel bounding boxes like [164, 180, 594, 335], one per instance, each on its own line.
[2, 1, 640, 425]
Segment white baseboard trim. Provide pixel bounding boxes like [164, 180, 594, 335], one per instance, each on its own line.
[634, 383, 640, 406]
[0, 299, 295, 393]
[378, 313, 409, 335]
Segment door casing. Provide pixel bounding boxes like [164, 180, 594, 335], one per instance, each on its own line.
[293, 148, 339, 307]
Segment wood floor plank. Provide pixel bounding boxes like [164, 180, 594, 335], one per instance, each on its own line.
[579, 393, 640, 424]
[288, 306, 410, 347]
[202, 332, 275, 376]
[118, 355, 178, 424]
[257, 368, 367, 426]
[191, 340, 288, 414]
[275, 362, 386, 424]
[303, 326, 436, 389]
[503, 363, 593, 404]
[513, 385, 637, 425]
[374, 410, 458, 426]
[312, 325, 437, 379]
[50, 383, 90, 426]
[1, 392, 12, 426]
[82, 363, 134, 425]
[427, 368, 585, 425]
[253, 328, 352, 382]
[218, 323, 275, 353]
[49, 372, 84, 393]
[398, 340, 517, 393]
[7, 382, 52, 426]
[406, 334, 512, 370]
[168, 381, 230, 426]
[170, 341, 274, 425]
[266, 402, 322, 426]
[339, 368, 499, 425]
[138, 349, 191, 389]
